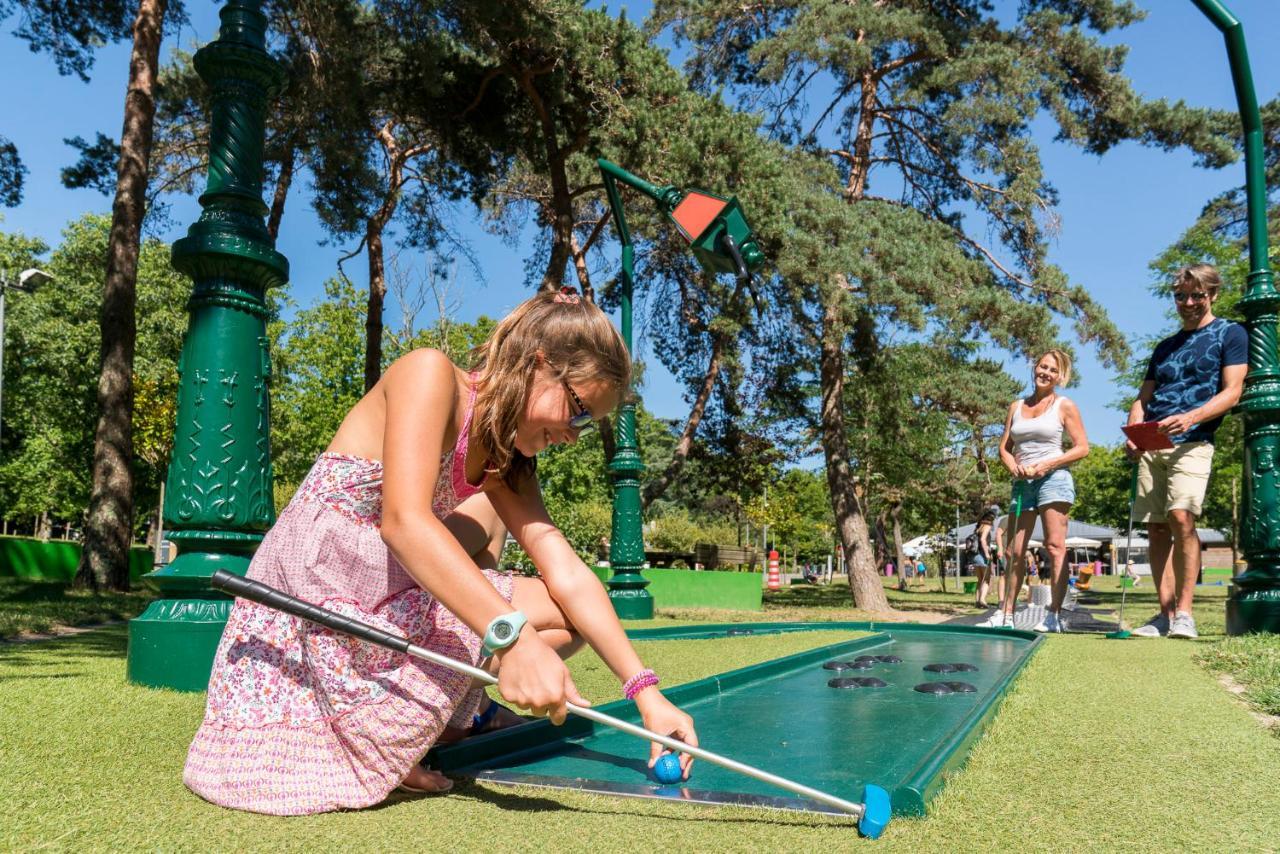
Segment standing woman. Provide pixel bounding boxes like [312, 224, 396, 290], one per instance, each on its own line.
[979, 350, 1089, 632]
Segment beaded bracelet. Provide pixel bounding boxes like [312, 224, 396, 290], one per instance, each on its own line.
[622, 668, 660, 700]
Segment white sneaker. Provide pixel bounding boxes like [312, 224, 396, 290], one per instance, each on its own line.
[976, 611, 1006, 628]
[1131, 613, 1169, 638]
[1033, 611, 1066, 633]
[1169, 611, 1199, 639]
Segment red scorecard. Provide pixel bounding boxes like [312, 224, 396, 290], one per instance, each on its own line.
[1122, 421, 1175, 451]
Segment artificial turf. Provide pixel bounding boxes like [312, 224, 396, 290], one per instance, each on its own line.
[3, 613, 1280, 851]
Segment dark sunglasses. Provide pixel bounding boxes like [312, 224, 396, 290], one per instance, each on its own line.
[562, 380, 595, 430]
[1173, 291, 1210, 303]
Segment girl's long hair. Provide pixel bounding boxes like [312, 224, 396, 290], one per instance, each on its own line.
[469, 291, 631, 488]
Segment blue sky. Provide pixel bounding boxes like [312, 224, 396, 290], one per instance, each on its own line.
[2, 1, 1277, 450]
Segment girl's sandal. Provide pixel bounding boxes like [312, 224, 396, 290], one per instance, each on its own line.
[397, 766, 453, 795]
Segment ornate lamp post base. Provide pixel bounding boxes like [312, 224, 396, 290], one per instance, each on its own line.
[1226, 593, 1280, 635]
[128, 549, 255, 690]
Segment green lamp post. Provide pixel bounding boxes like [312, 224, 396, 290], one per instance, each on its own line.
[1190, 1, 1280, 635]
[127, 0, 288, 689]
[597, 159, 764, 619]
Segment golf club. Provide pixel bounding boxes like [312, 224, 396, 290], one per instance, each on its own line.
[209, 569, 892, 838]
[1107, 465, 1139, 639]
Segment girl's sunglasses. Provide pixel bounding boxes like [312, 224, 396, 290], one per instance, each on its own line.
[563, 380, 595, 430]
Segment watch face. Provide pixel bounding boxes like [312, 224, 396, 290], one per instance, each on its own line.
[494, 622, 513, 641]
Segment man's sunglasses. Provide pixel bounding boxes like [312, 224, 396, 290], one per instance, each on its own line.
[563, 380, 595, 430]
[1173, 291, 1210, 303]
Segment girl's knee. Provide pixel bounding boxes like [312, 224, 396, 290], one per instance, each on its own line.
[539, 628, 584, 659]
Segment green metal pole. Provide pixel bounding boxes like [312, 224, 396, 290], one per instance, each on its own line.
[1190, 0, 1280, 634]
[127, 0, 288, 688]
[600, 166, 653, 619]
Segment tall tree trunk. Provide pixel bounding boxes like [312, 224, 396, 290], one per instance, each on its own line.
[364, 218, 387, 392]
[873, 509, 889, 568]
[814, 65, 889, 611]
[569, 231, 594, 302]
[890, 500, 909, 580]
[820, 291, 889, 611]
[75, 0, 166, 592]
[515, 70, 585, 292]
[266, 144, 295, 241]
[642, 336, 724, 507]
[362, 124, 429, 392]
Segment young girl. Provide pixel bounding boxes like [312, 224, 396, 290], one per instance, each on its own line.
[184, 289, 698, 815]
[978, 349, 1088, 633]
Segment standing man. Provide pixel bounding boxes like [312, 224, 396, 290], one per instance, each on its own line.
[1127, 264, 1246, 639]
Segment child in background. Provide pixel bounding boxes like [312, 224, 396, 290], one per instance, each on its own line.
[185, 288, 698, 815]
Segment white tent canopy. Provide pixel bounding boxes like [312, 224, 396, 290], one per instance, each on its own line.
[1064, 536, 1102, 548]
[902, 535, 943, 558]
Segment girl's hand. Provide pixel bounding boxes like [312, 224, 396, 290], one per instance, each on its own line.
[634, 688, 699, 779]
[494, 628, 590, 725]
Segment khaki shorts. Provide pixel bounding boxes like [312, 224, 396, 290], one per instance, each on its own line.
[1134, 441, 1214, 522]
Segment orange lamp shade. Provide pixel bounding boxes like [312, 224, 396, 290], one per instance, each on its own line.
[670, 190, 729, 243]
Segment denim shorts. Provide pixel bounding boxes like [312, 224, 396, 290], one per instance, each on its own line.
[1009, 468, 1075, 514]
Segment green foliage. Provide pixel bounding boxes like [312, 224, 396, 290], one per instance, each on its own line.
[1070, 444, 1132, 530]
[0, 137, 25, 207]
[270, 277, 367, 492]
[1, 0, 151, 82]
[0, 215, 187, 529]
[753, 468, 832, 562]
[60, 132, 120, 196]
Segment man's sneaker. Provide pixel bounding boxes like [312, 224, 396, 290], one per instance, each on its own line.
[1169, 611, 1199, 639]
[976, 610, 1006, 628]
[1032, 611, 1067, 633]
[1131, 613, 1170, 638]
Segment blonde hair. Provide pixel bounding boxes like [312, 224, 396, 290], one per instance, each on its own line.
[1035, 349, 1072, 386]
[1173, 263, 1222, 296]
[469, 291, 631, 488]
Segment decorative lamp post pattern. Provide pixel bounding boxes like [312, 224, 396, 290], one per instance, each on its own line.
[127, 0, 288, 689]
[597, 158, 764, 619]
[1191, 1, 1280, 634]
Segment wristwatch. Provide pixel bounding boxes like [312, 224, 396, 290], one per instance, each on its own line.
[482, 610, 529, 655]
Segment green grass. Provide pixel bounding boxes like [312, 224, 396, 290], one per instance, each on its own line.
[0, 577, 156, 638]
[5, 613, 1280, 850]
[1195, 634, 1280, 719]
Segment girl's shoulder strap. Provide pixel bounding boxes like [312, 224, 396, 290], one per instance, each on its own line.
[458, 371, 480, 444]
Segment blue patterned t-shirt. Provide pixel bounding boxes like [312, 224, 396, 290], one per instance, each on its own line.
[1142, 317, 1247, 444]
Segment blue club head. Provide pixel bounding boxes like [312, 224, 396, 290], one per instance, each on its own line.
[857, 784, 891, 839]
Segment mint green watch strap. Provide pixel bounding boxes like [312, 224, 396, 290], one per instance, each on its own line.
[482, 610, 528, 655]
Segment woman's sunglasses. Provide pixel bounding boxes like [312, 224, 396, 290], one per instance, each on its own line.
[562, 380, 595, 430]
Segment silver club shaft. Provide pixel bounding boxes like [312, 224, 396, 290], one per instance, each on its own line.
[406, 639, 866, 820]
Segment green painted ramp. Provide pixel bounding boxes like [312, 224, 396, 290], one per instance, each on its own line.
[432, 623, 1040, 817]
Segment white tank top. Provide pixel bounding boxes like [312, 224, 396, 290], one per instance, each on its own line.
[1010, 396, 1065, 466]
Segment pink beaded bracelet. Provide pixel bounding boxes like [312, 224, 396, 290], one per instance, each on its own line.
[622, 668, 660, 700]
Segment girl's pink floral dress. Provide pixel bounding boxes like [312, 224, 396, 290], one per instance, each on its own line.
[184, 384, 512, 815]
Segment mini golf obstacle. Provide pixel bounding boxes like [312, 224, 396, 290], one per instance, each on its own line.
[429, 622, 1042, 820]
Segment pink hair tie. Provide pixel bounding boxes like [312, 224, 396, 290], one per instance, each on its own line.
[623, 668, 659, 700]
[553, 286, 581, 305]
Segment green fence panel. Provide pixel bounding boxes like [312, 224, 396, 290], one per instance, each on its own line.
[0, 537, 154, 582]
[589, 565, 762, 611]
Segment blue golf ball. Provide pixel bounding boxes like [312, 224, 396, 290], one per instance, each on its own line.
[653, 753, 683, 784]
